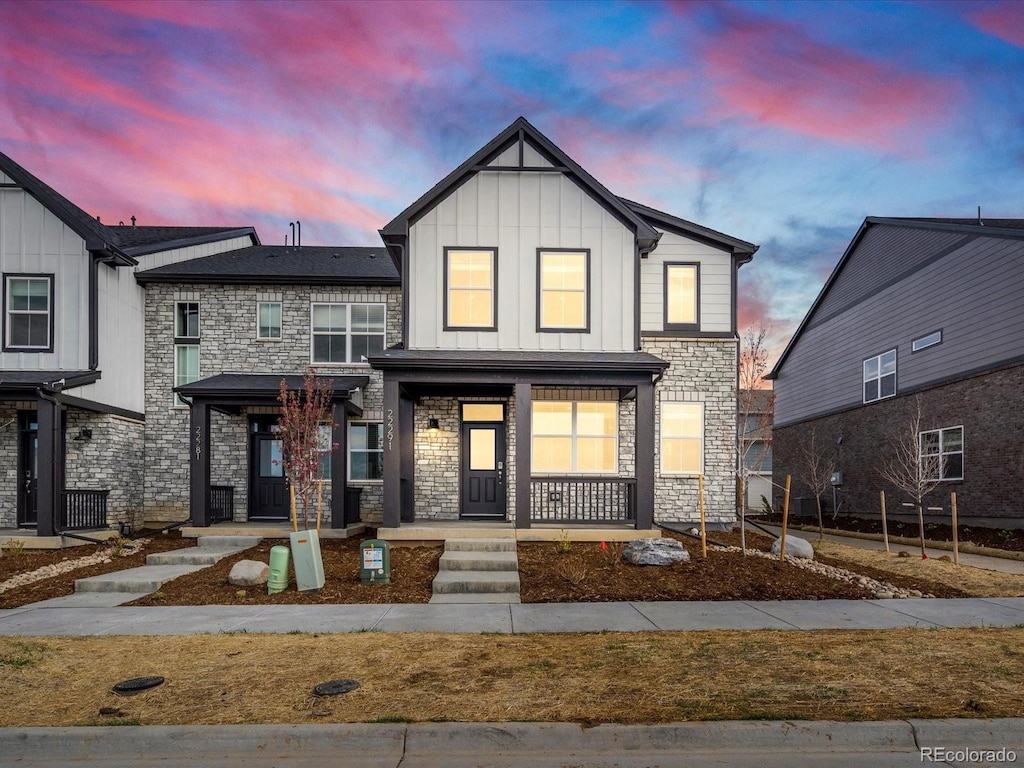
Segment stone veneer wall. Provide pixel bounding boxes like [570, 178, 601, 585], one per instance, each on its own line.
[642, 336, 738, 524]
[65, 411, 145, 528]
[143, 282, 401, 524]
[0, 403, 24, 528]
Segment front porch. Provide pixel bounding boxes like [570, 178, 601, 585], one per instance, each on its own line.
[376, 520, 660, 545]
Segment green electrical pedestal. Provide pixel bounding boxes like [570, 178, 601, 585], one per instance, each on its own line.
[290, 529, 325, 591]
[360, 539, 391, 585]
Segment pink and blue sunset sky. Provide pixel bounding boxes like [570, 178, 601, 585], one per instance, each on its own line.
[2, 0, 1022, 366]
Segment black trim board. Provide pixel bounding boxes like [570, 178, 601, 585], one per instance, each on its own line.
[121, 228, 258, 257]
[662, 262, 700, 333]
[58, 394, 145, 422]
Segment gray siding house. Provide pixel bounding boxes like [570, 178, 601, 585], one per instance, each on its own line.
[769, 217, 1024, 524]
[0, 151, 256, 537]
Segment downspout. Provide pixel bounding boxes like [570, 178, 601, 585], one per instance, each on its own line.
[89, 255, 100, 370]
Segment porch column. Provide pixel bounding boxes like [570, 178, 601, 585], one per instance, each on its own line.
[189, 400, 212, 527]
[635, 379, 655, 529]
[35, 393, 62, 537]
[514, 380, 532, 529]
[330, 402, 347, 529]
[399, 393, 415, 523]
[382, 377, 401, 528]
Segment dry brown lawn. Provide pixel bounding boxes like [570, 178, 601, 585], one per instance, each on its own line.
[2, 628, 1023, 727]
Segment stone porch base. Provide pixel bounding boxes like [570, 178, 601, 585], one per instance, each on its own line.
[378, 522, 660, 546]
[180, 523, 367, 540]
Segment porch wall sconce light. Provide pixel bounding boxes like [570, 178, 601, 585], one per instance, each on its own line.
[427, 418, 440, 432]
[75, 427, 93, 441]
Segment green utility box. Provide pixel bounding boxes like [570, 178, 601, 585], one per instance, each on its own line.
[361, 539, 391, 585]
[290, 529, 326, 592]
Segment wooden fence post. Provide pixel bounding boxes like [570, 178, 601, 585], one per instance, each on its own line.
[780, 474, 791, 561]
[880, 490, 889, 553]
[951, 491, 959, 566]
[699, 474, 707, 559]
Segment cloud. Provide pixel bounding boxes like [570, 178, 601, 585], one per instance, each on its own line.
[968, 2, 1024, 47]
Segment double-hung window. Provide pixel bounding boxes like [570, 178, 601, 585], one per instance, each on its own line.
[661, 402, 703, 475]
[532, 401, 616, 473]
[863, 349, 896, 403]
[664, 263, 698, 330]
[349, 421, 384, 481]
[537, 249, 589, 331]
[310, 303, 385, 364]
[445, 248, 496, 331]
[4, 275, 53, 352]
[257, 301, 282, 340]
[174, 302, 200, 406]
[920, 426, 964, 481]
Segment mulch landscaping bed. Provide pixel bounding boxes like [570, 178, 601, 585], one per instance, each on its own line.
[0, 532, 194, 609]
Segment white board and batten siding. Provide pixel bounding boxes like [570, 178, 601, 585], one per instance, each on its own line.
[408, 170, 636, 352]
[639, 230, 733, 334]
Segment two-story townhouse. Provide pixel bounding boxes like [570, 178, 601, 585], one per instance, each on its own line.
[768, 217, 1024, 526]
[134, 246, 400, 530]
[0, 151, 257, 538]
[371, 118, 757, 533]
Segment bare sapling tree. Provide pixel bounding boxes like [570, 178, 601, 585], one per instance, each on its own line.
[736, 322, 775, 554]
[879, 397, 941, 559]
[798, 426, 835, 539]
[277, 369, 335, 531]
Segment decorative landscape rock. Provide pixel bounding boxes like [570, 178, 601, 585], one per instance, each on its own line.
[623, 538, 691, 566]
[770, 536, 815, 560]
[228, 560, 269, 587]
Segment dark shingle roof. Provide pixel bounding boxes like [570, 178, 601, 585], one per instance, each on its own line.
[620, 198, 758, 260]
[0, 370, 100, 391]
[134, 245, 399, 285]
[175, 373, 370, 401]
[369, 347, 669, 373]
[113, 225, 257, 254]
[880, 217, 1024, 230]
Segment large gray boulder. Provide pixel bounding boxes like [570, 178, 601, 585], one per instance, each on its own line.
[770, 536, 815, 560]
[228, 559, 270, 587]
[623, 538, 691, 566]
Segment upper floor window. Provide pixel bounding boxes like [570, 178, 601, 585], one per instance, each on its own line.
[664, 263, 698, 330]
[445, 248, 496, 331]
[311, 303, 385, 364]
[661, 401, 703, 475]
[537, 249, 589, 332]
[349, 421, 384, 481]
[920, 426, 963, 481]
[863, 349, 896, 403]
[4, 275, 53, 352]
[532, 400, 616, 473]
[175, 302, 200, 340]
[257, 301, 282, 340]
[912, 330, 942, 352]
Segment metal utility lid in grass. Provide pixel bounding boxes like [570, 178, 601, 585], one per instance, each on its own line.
[313, 679, 360, 696]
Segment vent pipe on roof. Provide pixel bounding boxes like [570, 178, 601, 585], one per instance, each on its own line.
[290, 221, 295, 249]
[131, 215, 136, 227]
[977, 206, 984, 226]
[296, 220, 301, 249]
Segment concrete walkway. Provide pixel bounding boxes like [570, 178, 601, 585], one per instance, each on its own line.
[2, 596, 1024, 636]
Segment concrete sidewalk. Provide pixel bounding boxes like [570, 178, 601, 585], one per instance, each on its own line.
[2, 596, 1024, 636]
[3, 719, 1023, 767]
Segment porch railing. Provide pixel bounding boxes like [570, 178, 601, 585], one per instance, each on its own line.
[530, 477, 636, 524]
[60, 489, 109, 531]
[210, 485, 235, 523]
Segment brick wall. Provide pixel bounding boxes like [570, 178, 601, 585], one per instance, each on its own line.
[642, 337, 738, 524]
[143, 282, 401, 524]
[773, 362, 1024, 524]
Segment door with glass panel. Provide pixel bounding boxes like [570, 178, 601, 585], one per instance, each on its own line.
[249, 416, 289, 521]
[459, 403, 506, 519]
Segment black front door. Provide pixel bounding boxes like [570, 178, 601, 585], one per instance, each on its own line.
[249, 417, 289, 521]
[17, 412, 38, 527]
[460, 419, 506, 519]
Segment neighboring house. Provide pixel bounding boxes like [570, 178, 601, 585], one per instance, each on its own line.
[739, 388, 773, 513]
[768, 217, 1024, 526]
[134, 246, 400, 529]
[370, 118, 757, 531]
[0, 151, 257, 536]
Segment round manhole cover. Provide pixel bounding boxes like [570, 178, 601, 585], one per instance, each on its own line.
[112, 676, 165, 694]
[314, 679, 360, 697]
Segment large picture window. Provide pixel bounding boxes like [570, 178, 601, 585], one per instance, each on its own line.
[661, 402, 703, 475]
[920, 426, 964, 481]
[445, 248, 496, 331]
[4, 274, 53, 351]
[863, 349, 896, 403]
[664, 263, 698, 330]
[538, 249, 589, 331]
[532, 401, 616, 474]
[349, 421, 384, 481]
[311, 303, 385, 364]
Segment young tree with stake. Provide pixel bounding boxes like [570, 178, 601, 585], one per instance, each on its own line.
[277, 369, 335, 532]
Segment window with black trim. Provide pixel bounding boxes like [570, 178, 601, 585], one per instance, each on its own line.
[310, 303, 385, 363]
[444, 248, 496, 331]
[173, 301, 200, 407]
[532, 400, 616, 473]
[920, 426, 963, 481]
[349, 421, 384, 481]
[863, 349, 896, 403]
[4, 274, 53, 351]
[664, 263, 698, 330]
[537, 249, 589, 331]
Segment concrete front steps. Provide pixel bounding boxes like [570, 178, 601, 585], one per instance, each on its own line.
[73, 536, 260, 598]
[430, 538, 521, 604]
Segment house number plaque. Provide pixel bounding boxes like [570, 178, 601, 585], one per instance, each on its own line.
[193, 425, 202, 461]
[386, 408, 394, 450]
